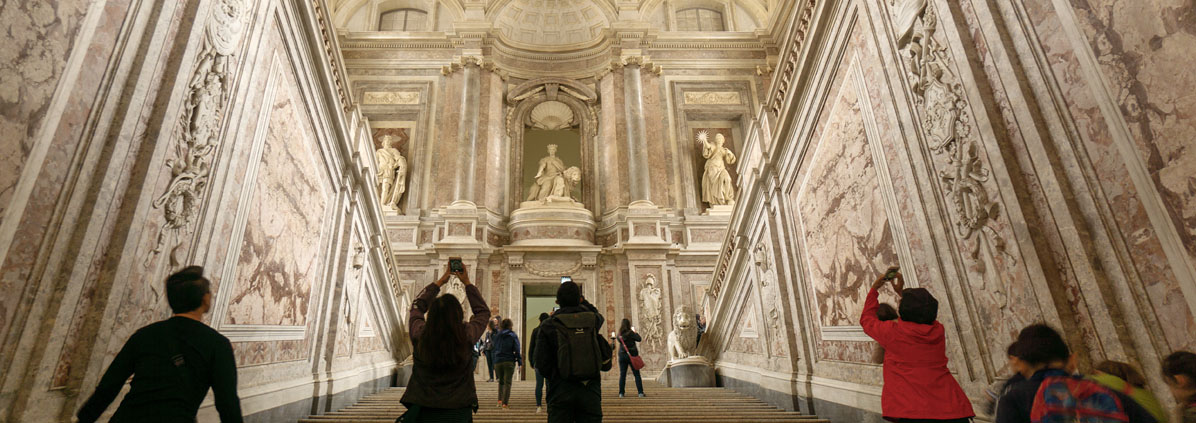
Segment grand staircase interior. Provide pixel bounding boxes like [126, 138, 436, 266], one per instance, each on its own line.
[300, 380, 829, 422]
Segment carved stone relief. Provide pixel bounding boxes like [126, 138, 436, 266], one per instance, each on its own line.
[148, 0, 249, 267]
[684, 92, 741, 105]
[362, 91, 420, 105]
[894, 0, 1010, 307]
[638, 273, 665, 350]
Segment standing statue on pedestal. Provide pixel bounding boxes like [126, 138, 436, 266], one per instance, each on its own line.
[696, 131, 737, 206]
[375, 135, 407, 212]
[526, 144, 569, 202]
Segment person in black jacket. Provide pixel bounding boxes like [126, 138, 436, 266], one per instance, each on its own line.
[492, 318, 522, 409]
[77, 266, 243, 423]
[535, 281, 608, 423]
[528, 312, 550, 413]
[612, 318, 645, 398]
[398, 262, 490, 422]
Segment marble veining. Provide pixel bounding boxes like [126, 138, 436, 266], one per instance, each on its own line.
[225, 81, 329, 327]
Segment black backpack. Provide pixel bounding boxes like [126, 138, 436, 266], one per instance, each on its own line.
[547, 312, 612, 381]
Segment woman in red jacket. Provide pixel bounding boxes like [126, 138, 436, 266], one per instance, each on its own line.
[860, 269, 975, 422]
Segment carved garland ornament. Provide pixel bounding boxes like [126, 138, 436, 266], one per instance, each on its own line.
[148, 0, 248, 266]
[896, 0, 1010, 301]
[523, 260, 583, 277]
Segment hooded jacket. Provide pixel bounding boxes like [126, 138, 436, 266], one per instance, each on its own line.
[861, 288, 974, 420]
[492, 329, 522, 366]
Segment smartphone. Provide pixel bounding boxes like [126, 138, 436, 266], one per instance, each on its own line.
[883, 266, 899, 280]
[449, 257, 464, 273]
[560, 276, 572, 284]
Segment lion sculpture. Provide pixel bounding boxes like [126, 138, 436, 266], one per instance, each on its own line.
[668, 305, 699, 361]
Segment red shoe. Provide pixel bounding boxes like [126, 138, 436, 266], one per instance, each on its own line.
[496, 400, 503, 408]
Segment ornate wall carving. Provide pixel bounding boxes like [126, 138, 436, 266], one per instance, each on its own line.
[149, 0, 250, 267]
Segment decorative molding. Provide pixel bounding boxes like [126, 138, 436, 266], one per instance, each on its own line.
[769, 0, 817, 117]
[895, 0, 1009, 305]
[362, 91, 420, 105]
[147, 0, 250, 267]
[219, 324, 307, 342]
[523, 260, 584, 277]
[684, 91, 742, 105]
[312, 0, 352, 112]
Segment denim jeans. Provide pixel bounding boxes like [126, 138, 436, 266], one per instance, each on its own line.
[534, 368, 546, 406]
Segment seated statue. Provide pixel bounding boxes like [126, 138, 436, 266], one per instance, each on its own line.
[527, 144, 566, 202]
[668, 305, 699, 361]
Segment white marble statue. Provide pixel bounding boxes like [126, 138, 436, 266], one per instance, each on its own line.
[668, 305, 699, 361]
[375, 135, 406, 212]
[526, 144, 569, 202]
[696, 131, 738, 206]
[637, 274, 664, 347]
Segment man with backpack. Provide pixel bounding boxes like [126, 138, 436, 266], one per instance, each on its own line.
[77, 266, 243, 423]
[535, 281, 613, 423]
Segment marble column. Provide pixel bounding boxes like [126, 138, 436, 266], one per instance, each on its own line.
[454, 60, 482, 202]
[622, 63, 652, 202]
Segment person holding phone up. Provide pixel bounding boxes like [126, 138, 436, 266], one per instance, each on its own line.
[860, 267, 974, 423]
[397, 259, 491, 423]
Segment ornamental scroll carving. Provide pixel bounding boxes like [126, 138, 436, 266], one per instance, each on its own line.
[771, 0, 817, 117]
[895, 0, 1010, 306]
[148, 0, 249, 266]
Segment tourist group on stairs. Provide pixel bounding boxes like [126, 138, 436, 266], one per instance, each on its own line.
[862, 267, 1193, 423]
[72, 263, 1196, 423]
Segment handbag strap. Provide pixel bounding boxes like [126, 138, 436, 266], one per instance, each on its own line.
[618, 335, 632, 354]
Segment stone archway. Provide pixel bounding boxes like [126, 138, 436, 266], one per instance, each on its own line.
[505, 78, 601, 214]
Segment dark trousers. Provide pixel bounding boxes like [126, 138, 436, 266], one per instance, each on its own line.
[397, 405, 472, 423]
[485, 350, 495, 379]
[534, 369, 546, 406]
[618, 354, 644, 395]
[496, 362, 516, 405]
[547, 379, 602, 423]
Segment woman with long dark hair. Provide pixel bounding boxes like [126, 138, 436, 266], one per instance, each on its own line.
[398, 262, 490, 422]
[613, 318, 645, 398]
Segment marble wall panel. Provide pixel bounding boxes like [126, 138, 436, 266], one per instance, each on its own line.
[224, 77, 331, 327]
[794, 64, 899, 329]
[1021, 0, 1196, 350]
[1067, 0, 1196, 261]
[0, 0, 93, 229]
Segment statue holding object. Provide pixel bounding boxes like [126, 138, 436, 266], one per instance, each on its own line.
[697, 131, 737, 207]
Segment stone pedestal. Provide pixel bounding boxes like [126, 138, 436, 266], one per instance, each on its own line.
[396, 357, 414, 387]
[656, 356, 715, 387]
[508, 199, 596, 246]
[703, 204, 734, 216]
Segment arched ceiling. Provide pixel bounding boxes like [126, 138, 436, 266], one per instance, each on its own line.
[490, 0, 612, 47]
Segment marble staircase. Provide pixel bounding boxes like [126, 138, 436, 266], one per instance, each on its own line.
[299, 380, 829, 423]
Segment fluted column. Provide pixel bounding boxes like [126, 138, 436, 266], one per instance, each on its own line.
[622, 60, 652, 202]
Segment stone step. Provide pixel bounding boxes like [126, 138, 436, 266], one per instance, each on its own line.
[300, 380, 829, 423]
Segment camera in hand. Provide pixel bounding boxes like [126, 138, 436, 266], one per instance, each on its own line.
[449, 257, 465, 273]
[883, 266, 899, 280]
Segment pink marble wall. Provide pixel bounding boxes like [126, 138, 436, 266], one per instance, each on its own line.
[224, 76, 330, 327]
[1021, 0, 1196, 350]
[795, 66, 899, 328]
[0, 0, 93, 228]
